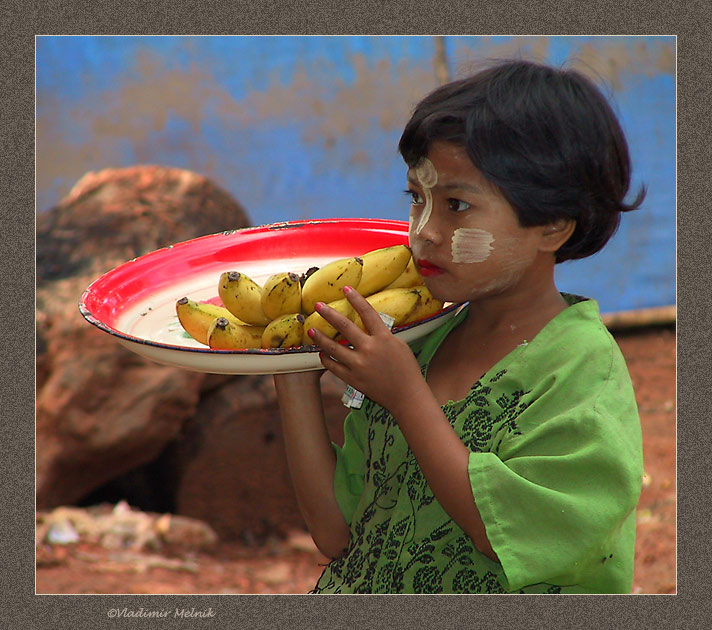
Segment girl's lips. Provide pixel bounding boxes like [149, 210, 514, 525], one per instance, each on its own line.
[416, 259, 445, 276]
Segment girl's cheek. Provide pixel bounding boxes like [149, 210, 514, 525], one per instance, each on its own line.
[451, 227, 495, 264]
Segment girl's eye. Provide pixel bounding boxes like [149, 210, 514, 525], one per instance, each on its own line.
[448, 198, 471, 213]
[403, 189, 424, 206]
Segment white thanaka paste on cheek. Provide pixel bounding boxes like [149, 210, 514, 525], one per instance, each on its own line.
[414, 158, 438, 234]
[451, 228, 495, 263]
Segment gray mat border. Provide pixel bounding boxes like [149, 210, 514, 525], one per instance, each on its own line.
[6, 2, 706, 628]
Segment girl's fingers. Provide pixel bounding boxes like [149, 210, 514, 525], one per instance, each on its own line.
[311, 330, 353, 381]
[308, 328, 353, 365]
[314, 300, 368, 347]
[318, 350, 350, 381]
[343, 286, 389, 336]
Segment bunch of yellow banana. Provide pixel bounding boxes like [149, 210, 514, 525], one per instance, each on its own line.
[261, 272, 302, 320]
[357, 244, 415, 295]
[301, 257, 363, 314]
[175, 243, 443, 350]
[262, 313, 306, 349]
[207, 317, 265, 350]
[302, 297, 356, 346]
[307, 284, 444, 342]
[176, 297, 245, 346]
[218, 271, 271, 326]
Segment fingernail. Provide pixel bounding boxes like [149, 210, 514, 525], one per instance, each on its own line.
[307, 328, 316, 338]
[343, 286, 353, 294]
[315, 302, 325, 312]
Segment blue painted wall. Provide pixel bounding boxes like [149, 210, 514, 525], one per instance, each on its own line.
[36, 35, 675, 314]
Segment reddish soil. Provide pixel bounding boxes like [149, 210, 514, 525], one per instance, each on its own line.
[615, 325, 676, 594]
[36, 325, 676, 595]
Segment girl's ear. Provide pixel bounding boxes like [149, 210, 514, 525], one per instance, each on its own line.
[539, 218, 576, 252]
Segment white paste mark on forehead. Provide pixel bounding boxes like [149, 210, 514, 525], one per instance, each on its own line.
[414, 157, 438, 234]
[451, 228, 494, 263]
[415, 157, 438, 188]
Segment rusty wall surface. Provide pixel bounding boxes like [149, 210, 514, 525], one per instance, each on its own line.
[36, 35, 675, 313]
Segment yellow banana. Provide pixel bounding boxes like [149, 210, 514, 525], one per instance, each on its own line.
[383, 257, 421, 290]
[357, 245, 412, 296]
[218, 271, 271, 326]
[352, 286, 423, 331]
[262, 313, 306, 349]
[400, 285, 445, 325]
[302, 297, 356, 345]
[301, 257, 363, 314]
[207, 317, 265, 350]
[176, 297, 245, 346]
[261, 272, 302, 321]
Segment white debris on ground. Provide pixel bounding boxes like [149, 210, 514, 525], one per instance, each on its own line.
[36, 501, 218, 553]
[36, 502, 328, 588]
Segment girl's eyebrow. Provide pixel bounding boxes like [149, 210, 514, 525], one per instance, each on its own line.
[407, 174, 483, 195]
[440, 181, 483, 194]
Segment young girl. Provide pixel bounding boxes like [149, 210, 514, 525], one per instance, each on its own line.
[274, 59, 645, 594]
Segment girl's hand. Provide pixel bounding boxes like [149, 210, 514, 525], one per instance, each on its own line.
[308, 286, 425, 412]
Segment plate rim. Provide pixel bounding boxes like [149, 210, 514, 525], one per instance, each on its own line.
[78, 217, 463, 358]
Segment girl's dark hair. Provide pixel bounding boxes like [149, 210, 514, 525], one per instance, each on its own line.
[398, 60, 646, 262]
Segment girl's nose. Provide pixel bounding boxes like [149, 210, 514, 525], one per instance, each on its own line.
[414, 205, 443, 245]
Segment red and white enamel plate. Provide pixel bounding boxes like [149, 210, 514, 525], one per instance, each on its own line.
[79, 218, 463, 374]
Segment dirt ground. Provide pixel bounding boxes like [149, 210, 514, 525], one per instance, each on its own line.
[36, 325, 676, 595]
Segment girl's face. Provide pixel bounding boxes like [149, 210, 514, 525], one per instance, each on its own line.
[406, 141, 554, 304]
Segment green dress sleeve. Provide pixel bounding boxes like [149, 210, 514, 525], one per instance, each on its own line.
[332, 406, 368, 525]
[467, 321, 643, 592]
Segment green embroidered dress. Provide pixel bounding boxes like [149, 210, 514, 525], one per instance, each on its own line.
[312, 295, 643, 594]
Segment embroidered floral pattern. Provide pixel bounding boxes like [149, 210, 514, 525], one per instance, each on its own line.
[312, 360, 534, 594]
